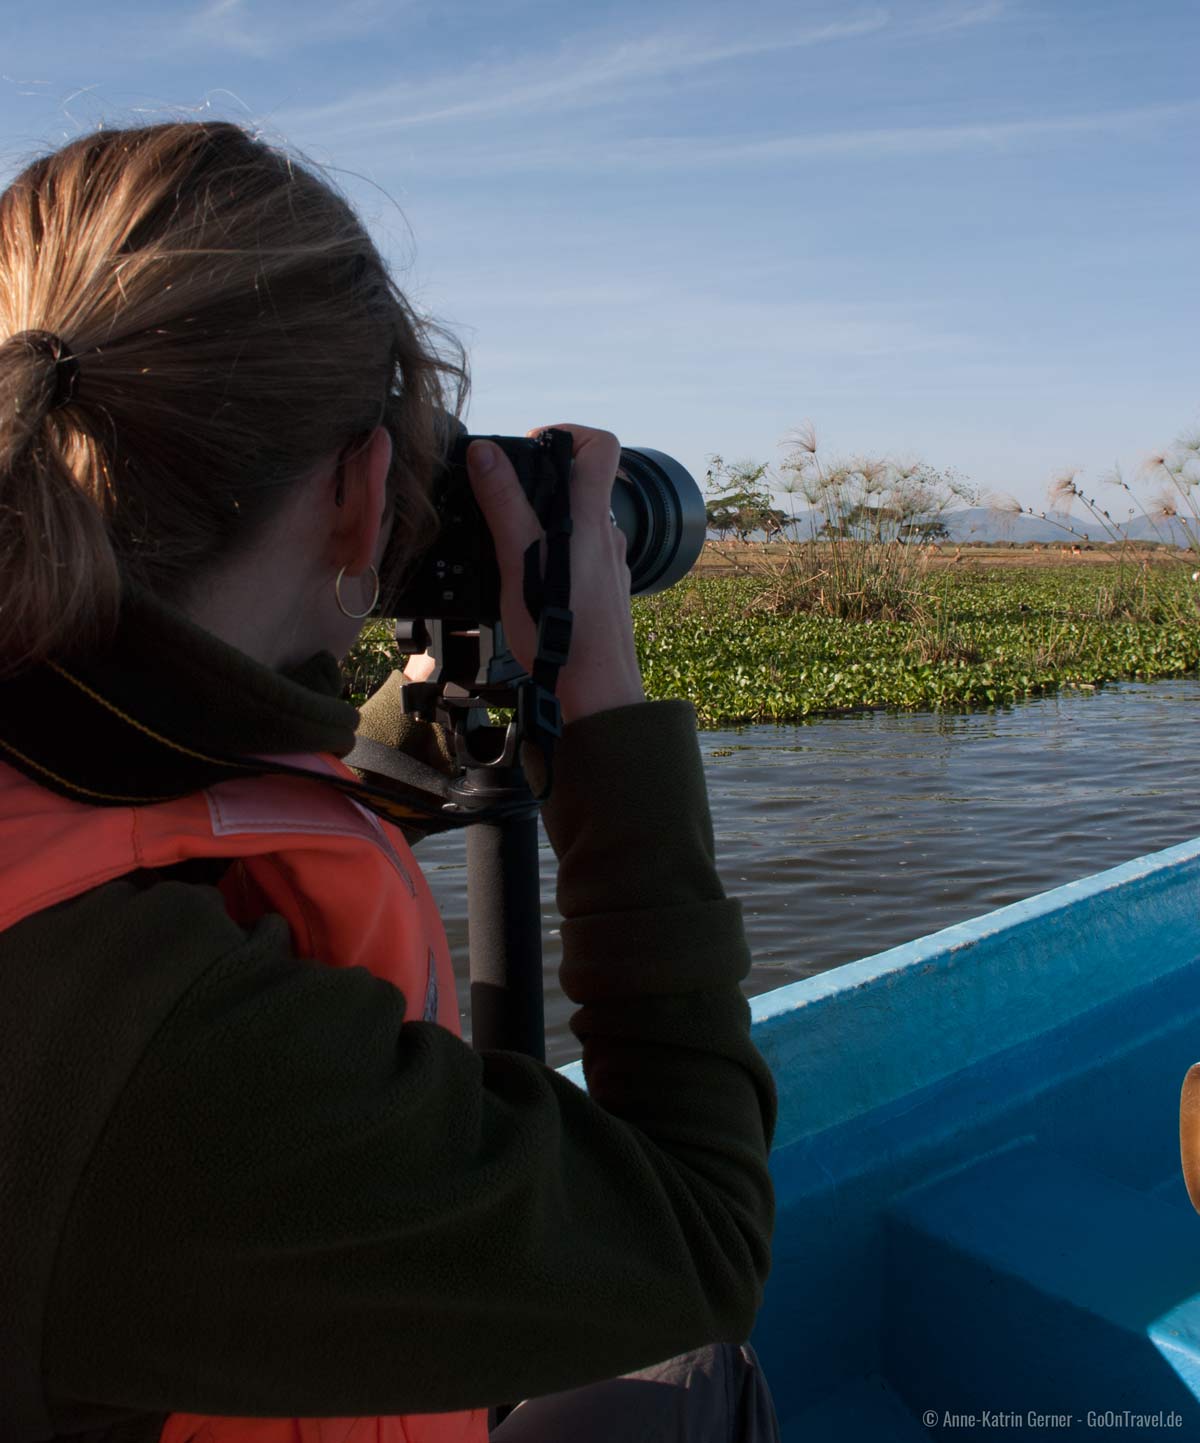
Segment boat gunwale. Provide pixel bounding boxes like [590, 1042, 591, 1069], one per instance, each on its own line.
[748, 834, 1200, 1145]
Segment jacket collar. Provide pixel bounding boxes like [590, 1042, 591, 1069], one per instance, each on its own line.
[0, 585, 359, 806]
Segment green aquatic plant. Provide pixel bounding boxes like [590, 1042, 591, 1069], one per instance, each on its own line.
[629, 568, 1200, 726]
[340, 619, 398, 709]
[344, 568, 1200, 725]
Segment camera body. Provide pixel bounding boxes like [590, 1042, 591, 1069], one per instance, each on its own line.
[382, 428, 572, 624]
[380, 420, 706, 626]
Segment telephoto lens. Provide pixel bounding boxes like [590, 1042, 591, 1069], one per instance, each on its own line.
[609, 447, 707, 598]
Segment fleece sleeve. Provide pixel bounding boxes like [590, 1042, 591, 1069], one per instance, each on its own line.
[40, 701, 776, 1422]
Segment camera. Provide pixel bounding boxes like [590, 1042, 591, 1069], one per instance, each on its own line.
[380, 419, 707, 623]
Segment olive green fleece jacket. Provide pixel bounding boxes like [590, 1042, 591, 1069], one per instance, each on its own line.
[0, 590, 776, 1442]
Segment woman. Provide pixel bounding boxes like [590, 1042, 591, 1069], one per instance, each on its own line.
[0, 122, 778, 1442]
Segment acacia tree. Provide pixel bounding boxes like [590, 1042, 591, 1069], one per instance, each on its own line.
[705, 456, 788, 541]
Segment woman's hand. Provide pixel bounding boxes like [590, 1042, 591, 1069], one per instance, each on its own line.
[401, 651, 438, 684]
[466, 424, 646, 725]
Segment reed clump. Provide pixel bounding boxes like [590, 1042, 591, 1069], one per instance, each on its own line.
[991, 426, 1200, 627]
[704, 424, 977, 623]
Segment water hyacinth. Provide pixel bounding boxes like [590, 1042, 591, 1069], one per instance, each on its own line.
[626, 568, 1200, 726]
[344, 567, 1200, 725]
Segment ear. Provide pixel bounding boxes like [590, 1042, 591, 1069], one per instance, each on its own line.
[332, 426, 393, 575]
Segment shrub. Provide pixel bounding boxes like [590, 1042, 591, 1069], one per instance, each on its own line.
[703, 424, 977, 622]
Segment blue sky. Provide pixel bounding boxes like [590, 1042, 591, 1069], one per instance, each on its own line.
[1, 0, 1197, 510]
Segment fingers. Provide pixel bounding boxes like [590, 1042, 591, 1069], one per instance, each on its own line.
[468, 424, 623, 554]
[466, 440, 542, 570]
[464, 425, 640, 712]
[525, 424, 621, 527]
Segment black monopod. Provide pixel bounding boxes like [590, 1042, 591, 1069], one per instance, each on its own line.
[373, 613, 561, 1060]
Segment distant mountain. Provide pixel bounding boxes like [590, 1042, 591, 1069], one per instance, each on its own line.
[942, 508, 1099, 544]
[938, 507, 1194, 547]
[715, 508, 1196, 548]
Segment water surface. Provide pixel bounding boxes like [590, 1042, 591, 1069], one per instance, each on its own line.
[416, 680, 1200, 1065]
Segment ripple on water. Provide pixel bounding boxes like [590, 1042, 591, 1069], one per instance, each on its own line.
[416, 679, 1200, 1065]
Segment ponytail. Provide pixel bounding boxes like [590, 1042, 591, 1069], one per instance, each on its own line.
[0, 332, 119, 674]
[0, 122, 468, 678]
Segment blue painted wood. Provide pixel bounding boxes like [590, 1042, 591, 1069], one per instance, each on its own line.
[559, 836, 1200, 1439]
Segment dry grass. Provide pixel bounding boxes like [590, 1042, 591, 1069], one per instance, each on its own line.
[693, 540, 1192, 576]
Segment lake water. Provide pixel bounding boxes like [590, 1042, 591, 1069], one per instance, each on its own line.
[415, 678, 1200, 1065]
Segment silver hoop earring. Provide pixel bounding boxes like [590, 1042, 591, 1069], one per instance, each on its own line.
[334, 564, 380, 621]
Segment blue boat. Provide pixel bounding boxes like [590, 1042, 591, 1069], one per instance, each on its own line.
[570, 838, 1200, 1440]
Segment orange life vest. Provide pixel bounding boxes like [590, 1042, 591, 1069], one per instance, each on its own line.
[0, 754, 489, 1443]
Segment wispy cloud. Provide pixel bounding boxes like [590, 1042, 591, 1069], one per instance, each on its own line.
[280, 10, 890, 136]
[0, 73, 54, 91]
[443, 281, 969, 364]
[182, 0, 392, 58]
[616, 100, 1200, 166]
[323, 98, 1200, 178]
[915, 0, 1008, 36]
[277, 2, 1017, 141]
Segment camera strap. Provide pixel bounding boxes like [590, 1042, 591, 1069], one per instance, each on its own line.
[517, 441, 575, 802]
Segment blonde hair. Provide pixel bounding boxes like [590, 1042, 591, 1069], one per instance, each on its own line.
[0, 121, 467, 674]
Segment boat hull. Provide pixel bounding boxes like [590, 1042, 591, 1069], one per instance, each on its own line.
[745, 837, 1200, 1439]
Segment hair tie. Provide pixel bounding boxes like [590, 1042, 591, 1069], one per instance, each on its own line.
[7, 329, 81, 411]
